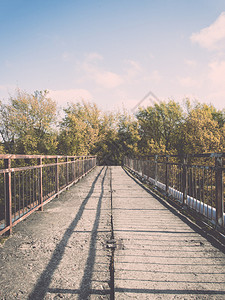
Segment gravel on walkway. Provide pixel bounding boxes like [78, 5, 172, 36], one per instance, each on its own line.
[1, 166, 225, 300]
[0, 166, 111, 300]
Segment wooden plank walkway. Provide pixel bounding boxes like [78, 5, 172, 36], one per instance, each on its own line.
[112, 167, 225, 299]
[0, 166, 225, 299]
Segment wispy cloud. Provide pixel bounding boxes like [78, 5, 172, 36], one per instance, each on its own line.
[190, 12, 225, 50]
[0, 84, 18, 100]
[208, 59, 225, 87]
[142, 70, 162, 85]
[185, 59, 197, 67]
[81, 53, 124, 89]
[48, 89, 93, 106]
[178, 76, 199, 88]
[62, 52, 72, 62]
[124, 59, 142, 80]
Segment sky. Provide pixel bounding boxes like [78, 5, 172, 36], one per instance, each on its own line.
[1, 0, 225, 111]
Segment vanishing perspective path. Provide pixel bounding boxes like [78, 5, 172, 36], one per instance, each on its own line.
[0, 166, 225, 299]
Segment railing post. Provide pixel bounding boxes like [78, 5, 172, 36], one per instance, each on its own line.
[215, 156, 224, 227]
[66, 156, 69, 187]
[182, 156, 188, 206]
[4, 158, 12, 235]
[38, 157, 43, 211]
[55, 157, 59, 196]
[71, 157, 75, 182]
[155, 155, 158, 187]
[165, 156, 169, 195]
[82, 157, 84, 175]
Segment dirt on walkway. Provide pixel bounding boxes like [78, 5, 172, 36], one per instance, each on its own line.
[0, 166, 112, 300]
[1, 166, 225, 300]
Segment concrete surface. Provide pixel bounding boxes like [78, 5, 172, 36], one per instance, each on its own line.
[0, 166, 225, 300]
[112, 167, 225, 299]
[0, 166, 111, 299]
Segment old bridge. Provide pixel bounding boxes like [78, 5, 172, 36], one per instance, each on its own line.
[0, 154, 225, 299]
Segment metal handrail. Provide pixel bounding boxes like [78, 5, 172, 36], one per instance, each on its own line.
[0, 154, 97, 235]
[124, 154, 224, 228]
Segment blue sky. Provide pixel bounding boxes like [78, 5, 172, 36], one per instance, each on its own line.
[1, 0, 225, 111]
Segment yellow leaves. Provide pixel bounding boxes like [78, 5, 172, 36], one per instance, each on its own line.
[183, 102, 223, 154]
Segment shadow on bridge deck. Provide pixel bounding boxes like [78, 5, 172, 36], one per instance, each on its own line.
[0, 166, 225, 299]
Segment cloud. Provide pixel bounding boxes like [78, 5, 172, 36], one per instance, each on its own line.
[85, 52, 103, 62]
[62, 52, 72, 62]
[81, 53, 124, 89]
[143, 70, 162, 85]
[178, 76, 199, 88]
[48, 89, 93, 106]
[94, 71, 124, 89]
[190, 12, 225, 50]
[208, 59, 225, 87]
[0, 84, 18, 100]
[124, 60, 142, 79]
[185, 59, 197, 67]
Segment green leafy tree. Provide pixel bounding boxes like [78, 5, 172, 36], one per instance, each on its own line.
[0, 89, 58, 154]
[92, 111, 121, 165]
[181, 102, 223, 154]
[0, 143, 4, 154]
[0, 100, 15, 153]
[117, 111, 140, 158]
[136, 100, 184, 155]
[58, 101, 101, 155]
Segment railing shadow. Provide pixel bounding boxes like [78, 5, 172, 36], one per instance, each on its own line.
[47, 166, 110, 298]
[28, 166, 106, 300]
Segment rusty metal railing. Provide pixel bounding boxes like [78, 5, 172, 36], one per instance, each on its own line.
[124, 153, 225, 228]
[0, 154, 96, 236]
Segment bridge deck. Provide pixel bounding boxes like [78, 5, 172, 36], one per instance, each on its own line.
[0, 166, 225, 299]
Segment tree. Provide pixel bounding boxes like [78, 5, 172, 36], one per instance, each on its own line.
[0, 143, 4, 154]
[136, 100, 184, 155]
[0, 89, 58, 154]
[92, 111, 121, 165]
[0, 100, 15, 153]
[117, 111, 140, 158]
[181, 102, 223, 154]
[58, 101, 101, 155]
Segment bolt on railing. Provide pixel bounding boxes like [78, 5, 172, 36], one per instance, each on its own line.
[124, 153, 224, 228]
[0, 154, 96, 236]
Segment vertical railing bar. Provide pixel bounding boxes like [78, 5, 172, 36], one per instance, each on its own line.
[182, 158, 187, 206]
[38, 157, 43, 211]
[194, 167, 197, 211]
[25, 170, 27, 212]
[22, 171, 25, 215]
[13, 172, 16, 222]
[33, 167, 35, 208]
[29, 169, 32, 210]
[197, 168, 200, 212]
[210, 168, 213, 220]
[18, 172, 21, 218]
[215, 156, 224, 227]
[36, 166, 38, 207]
[4, 158, 12, 235]
[206, 168, 209, 219]
[66, 156, 69, 187]
[155, 155, 158, 187]
[3, 172, 6, 228]
[55, 157, 59, 196]
[202, 168, 205, 215]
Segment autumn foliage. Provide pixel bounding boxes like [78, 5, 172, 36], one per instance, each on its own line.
[0, 90, 225, 164]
